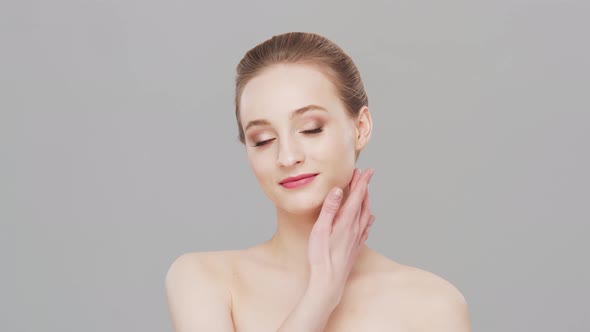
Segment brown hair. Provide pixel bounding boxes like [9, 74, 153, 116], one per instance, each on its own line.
[234, 32, 369, 145]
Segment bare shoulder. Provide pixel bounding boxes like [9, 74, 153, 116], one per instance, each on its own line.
[383, 262, 472, 331]
[164, 250, 239, 332]
[167, 250, 238, 275]
[165, 250, 240, 297]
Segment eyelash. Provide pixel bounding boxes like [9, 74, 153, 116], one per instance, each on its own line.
[253, 127, 324, 147]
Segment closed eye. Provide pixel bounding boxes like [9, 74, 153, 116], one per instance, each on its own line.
[302, 127, 323, 134]
[254, 138, 275, 147]
[253, 127, 323, 147]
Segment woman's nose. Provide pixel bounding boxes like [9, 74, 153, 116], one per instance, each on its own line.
[276, 137, 304, 167]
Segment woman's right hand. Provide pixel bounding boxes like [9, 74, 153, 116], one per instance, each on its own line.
[307, 168, 375, 304]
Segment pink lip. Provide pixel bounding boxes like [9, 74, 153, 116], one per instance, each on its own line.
[280, 173, 318, 189]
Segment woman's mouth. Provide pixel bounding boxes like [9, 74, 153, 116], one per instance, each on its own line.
[279, 173, 319, 189]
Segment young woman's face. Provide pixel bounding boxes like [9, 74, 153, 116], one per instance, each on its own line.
[239, 63, 369, 214]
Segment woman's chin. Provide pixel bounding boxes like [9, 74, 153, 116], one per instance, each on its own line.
[276, 195, 325, 215]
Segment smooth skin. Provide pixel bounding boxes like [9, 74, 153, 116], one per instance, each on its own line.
[165, 63, 471, 331]
[165, 170, 471, 331]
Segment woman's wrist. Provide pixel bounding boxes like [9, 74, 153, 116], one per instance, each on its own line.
[276, 276, 343, 332]
[276, 288, 337, 332]
[306, 274, 344, 311]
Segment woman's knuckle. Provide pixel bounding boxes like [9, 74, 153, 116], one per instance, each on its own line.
[325, 202, 339, 214]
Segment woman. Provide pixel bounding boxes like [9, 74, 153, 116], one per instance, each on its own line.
[165, 32, 471, 331]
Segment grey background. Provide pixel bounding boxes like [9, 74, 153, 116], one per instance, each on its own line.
[2, 0, 588, 331]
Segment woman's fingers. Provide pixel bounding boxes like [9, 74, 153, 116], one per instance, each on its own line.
[308, 187, 344, 268]
[360, 215, 376, 243]
[348, 168, 360, 192]
[339, 168, 374, 224]
[358, 186, 371, 236]
[338, 168, 361, 227]
[307, 167, 376, 297]
[314, 187, 343, 233]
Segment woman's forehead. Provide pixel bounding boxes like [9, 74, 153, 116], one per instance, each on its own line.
[240, 64, 340, 121]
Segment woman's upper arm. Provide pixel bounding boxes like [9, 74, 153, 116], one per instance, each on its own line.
[165, 253, 236, 332]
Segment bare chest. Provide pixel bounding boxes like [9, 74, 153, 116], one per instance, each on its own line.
[230, 272, 411, 332]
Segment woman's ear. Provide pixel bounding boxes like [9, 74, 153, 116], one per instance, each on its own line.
[355, 106, 372, 151]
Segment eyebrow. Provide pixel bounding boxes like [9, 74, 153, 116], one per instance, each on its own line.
[244, 104, 328, 132]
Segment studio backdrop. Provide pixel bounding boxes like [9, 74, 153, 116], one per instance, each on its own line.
[2, 0, 589, 331]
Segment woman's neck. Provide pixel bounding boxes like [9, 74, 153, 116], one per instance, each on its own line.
[267, 206, 319, 277]
[263, 189, 371, 280]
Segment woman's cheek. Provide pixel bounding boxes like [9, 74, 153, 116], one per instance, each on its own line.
[306, 132, 332, 156]
[247, 155, 265, 182]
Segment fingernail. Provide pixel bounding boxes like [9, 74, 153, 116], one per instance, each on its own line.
[368, 168, 375, 180]
[330, 188, 342, 199]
